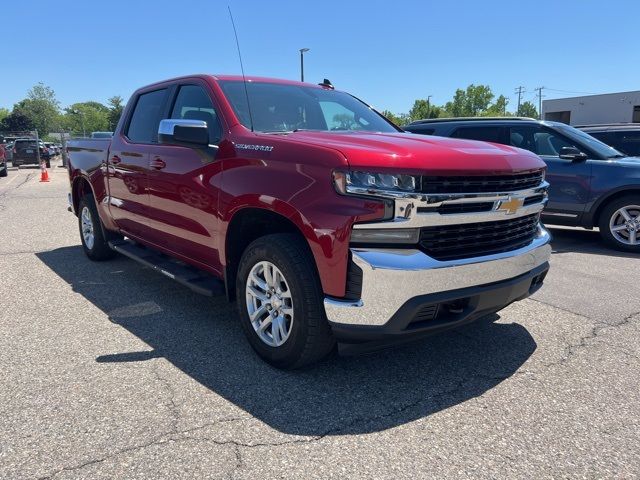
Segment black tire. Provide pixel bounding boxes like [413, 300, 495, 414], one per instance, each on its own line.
[236, 233, 335, 369]
[598, 195, 640, 252]
[78, 194, 119, 261]
[0, 166, 7, 177]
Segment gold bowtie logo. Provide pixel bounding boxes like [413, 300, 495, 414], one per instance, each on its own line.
[498, 196, 525, 215]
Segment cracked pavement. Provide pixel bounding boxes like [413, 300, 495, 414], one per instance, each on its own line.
[1, 163, 639, 479]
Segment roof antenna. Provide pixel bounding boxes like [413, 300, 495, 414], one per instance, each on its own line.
[228, 6, 254, 132]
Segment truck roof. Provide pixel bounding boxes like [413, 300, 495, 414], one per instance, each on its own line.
[140, 74, 328, 91]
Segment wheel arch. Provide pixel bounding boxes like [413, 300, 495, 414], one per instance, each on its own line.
[71, 175, 95, 217]
[585, 186, 640, 228]
[224, 207, 310, 301]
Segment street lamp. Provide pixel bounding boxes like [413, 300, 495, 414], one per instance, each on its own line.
[299, 48, 310, 82]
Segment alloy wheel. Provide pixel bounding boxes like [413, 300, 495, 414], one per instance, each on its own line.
[609, 204, 640, 245]
[81, 206, 95, 250]
[245, 261, 294, 347]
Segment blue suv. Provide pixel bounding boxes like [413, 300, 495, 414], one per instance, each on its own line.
[404, 118, 640, 252]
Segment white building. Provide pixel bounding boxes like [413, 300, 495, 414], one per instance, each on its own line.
[542, 90, 640, 125]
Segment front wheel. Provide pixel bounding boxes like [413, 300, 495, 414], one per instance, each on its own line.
[0, 165, 7, 177]
[78, 195, 118, 261]
[598, 195, 640, 252]
[236, 234, 335, 369]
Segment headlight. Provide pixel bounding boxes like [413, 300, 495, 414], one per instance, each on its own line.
[333, 171, 420, 197]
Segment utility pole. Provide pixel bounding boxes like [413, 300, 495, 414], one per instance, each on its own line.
[514, 86, 525, 116]
[427, 95, 432, 118]
[535, 86, 545, 120]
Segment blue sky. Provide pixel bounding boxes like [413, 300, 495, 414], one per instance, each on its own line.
[2, 0, 638, 114]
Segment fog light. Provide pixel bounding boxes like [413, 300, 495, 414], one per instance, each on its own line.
[350, 228, 420, 244]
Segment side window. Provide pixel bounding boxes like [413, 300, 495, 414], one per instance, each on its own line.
[171, 85, 222, 144]
[126, 89, 167, 143]
[452, 126, 504, 143]
[319, 101, 370, 131]
[609, 131, 640, 156]
[509, 126, 578, 157]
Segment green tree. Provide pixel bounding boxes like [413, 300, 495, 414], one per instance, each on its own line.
[63, 101, 110, 135]
[444, 85, 495, 117]
[408, 99, 430, 121]
[483, 95, 510, 117]
[13, 82, 61, 136]
[518, 101, 538, 118]
[0, 108, 9, 124]
[0, 112, 35, 132]
[107, 96, 124, 131]
[381, 109, 402, 125]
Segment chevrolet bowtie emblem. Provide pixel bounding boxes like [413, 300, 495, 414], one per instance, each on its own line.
[498, 196, 525, 215]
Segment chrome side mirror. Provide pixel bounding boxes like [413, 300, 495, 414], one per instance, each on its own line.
[158, 119, 209, 147]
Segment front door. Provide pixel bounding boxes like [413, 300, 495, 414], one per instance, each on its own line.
[145, 83, 224, 271]
[508, 125, 592, 224]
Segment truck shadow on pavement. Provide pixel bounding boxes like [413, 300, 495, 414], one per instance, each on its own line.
[37, 246, 537, 436]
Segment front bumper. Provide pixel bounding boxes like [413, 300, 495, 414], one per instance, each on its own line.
[324, 226, 551, 346]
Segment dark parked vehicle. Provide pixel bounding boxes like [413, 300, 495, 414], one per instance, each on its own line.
[577, 124, 640, 158]
[0, 139, 7, 177]
[12, 139, 51, 168]
[405, 118, 640, 252]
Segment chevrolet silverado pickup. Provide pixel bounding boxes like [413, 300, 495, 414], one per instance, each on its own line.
[67, 75, 551, 368]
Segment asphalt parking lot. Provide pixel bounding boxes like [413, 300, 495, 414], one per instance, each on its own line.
[0, 161, 639, 479]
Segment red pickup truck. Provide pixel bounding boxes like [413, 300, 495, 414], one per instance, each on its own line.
[67, 74, 551, 368]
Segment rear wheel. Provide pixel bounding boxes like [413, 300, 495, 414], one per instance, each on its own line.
[598, 195, 640, 252]
[78, 194, 119, 261]
[236, 234, 335, 369]
[0, 165, 7, 177]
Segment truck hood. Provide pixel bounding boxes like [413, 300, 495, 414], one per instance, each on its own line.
[279, 130, 544, 175]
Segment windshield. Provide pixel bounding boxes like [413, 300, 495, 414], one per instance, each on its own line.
[219, 81, 397, 134]
[552, 123, 624, 159]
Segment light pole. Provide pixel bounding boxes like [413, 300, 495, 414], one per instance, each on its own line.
[299, 48, 310, 82]
[427, 95, 433, 118]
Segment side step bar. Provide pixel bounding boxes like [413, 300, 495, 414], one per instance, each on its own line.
[108, 239, 225, 296]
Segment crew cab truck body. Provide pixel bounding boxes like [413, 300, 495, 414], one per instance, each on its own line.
[67, 75, 551, 368]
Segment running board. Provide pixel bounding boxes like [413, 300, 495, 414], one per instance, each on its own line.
[108, 239, 225, 296]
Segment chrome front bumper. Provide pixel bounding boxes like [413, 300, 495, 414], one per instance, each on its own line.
[324, 226, 551, 328]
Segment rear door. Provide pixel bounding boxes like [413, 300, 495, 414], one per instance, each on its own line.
[508, 124, 592, 222]
[107, 88, 168, 239]
[144, 82, 225, 270]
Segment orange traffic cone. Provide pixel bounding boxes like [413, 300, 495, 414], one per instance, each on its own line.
[39, 161, 50, 182]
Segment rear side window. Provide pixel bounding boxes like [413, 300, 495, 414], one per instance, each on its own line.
[607, 131, 640, 156]
[170, 85, 222, 144]
[452, 126, 504, 143]
[126, 89, 167, 143]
